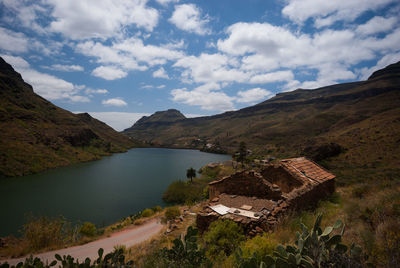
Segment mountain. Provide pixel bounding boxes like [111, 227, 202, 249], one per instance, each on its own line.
[0, 57, 137, 177]
[124, 61, 400, 178]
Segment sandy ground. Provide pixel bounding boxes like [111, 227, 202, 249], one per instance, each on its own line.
[2, 218, 163, 266]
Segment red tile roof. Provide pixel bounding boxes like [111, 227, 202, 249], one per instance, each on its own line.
[280, 157, 335, 184]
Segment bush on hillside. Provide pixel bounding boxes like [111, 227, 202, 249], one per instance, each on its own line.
[203, 219, 245, 259]
[79, 222, 97, 237]
[164, 206, 181, 221]
[162, 180, 203, 204]
[151, 206, 162, 212]
[141, 208, 154, 218]
[23, 215, 71, 250]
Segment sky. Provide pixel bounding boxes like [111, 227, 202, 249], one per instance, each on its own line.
[0, 0, 399, 131]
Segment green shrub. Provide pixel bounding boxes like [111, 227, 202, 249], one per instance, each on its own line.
[151, 206, 162, 213]
[79, 222, 97, 237]
[164, 206, 181, 221]
[235, 214, 364, 268]
[203, 219, 245, 259]
[141, 208, 154, 218]
[239, 233, 278, 261]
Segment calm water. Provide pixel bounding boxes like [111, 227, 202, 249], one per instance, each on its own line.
[0, 148, 230, 237]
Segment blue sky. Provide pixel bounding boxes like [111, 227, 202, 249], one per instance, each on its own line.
[1, 0, 399, 130]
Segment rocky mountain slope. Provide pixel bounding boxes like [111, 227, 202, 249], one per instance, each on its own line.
[0, 57, 137, 177]
[124, 61, 400, 180]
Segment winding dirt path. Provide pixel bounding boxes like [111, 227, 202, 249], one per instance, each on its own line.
[3, 218, 163, 266]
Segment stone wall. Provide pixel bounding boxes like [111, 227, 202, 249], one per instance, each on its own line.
[209, 171, 282, 200]
[261, 166, 304, 193]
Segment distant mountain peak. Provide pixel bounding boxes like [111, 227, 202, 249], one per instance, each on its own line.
[134, 109, 185, 125]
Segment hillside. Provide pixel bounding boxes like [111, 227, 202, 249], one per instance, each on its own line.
[0, 57, 137, 177]
[124, 62, 400, 180]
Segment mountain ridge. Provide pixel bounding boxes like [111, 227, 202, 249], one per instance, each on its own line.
[0, 57, 138, 177]
[123, 61, 400, 174]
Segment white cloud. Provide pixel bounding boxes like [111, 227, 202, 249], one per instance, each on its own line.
[76, 41, 146, 71]
[236, 88, 273, 103]
[249, 70, 294, 84]
[82, 112, 150, 131]
[157, 85, 166, 89]
[171, 87, 235, 111]
[169, 4, 210, 35]
[0, 0, 47, 33]
[156, 0, 180, 6]
[48, 64, 84, 72]
[113, 37, 184, 66]
[92, 66, 127, 80]
[0, 27, 28, 53]
[0, 54, 30, 69]
[152, 67, 169, 79]
[1, 54, 89, 102]
[174, 53, 248, 84]
[76, 38, 184, 77]
[356, 16, 398, 36]
[85, 88, 108, 94]
[102, 98, 128, 107]
[48, 0, 159, 39]
[282, 0, 394, 27]
[217, 22, 399, 89]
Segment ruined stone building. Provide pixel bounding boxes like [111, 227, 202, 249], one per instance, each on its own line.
[197, 157, 335, 236]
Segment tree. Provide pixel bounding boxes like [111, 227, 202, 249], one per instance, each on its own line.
[186, 167, 196, 183]
[235, 141, 247, 167]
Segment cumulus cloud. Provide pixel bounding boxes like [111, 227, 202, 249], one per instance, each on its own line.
[76, 38, 184, 78]
[156, 0, 180, 6]
[101, 98, 128, 107]
[171, 83, 235, 111]
[236, 88, 273, 103]
[0, 27, 28, 53]
[217, 21, 400, 89]
[169, 4, 210, 35]
[85, 88, 108, 95]
[1, 54, 89, 102]
[249, 70, 294, 84]
[48, 0, 159, 39]
[48, 64, 84, 72]
[92, 66, 128, 80]
[153, 67, 169, 79]
[282, 0, 394, 27]
[173, 53, 248, 84]
[0, 0, 47, 33]
[356, 16, 398, 36]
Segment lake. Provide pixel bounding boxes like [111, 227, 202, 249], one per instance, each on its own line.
[0, 148, 231, 237]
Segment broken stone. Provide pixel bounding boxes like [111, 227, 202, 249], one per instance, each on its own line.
[240, 205, 253, 210]
[255, 226, 263, 233]
[211, 197, 220, 202]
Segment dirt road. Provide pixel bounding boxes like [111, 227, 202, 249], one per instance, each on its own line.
[2, 218, 163, 266]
